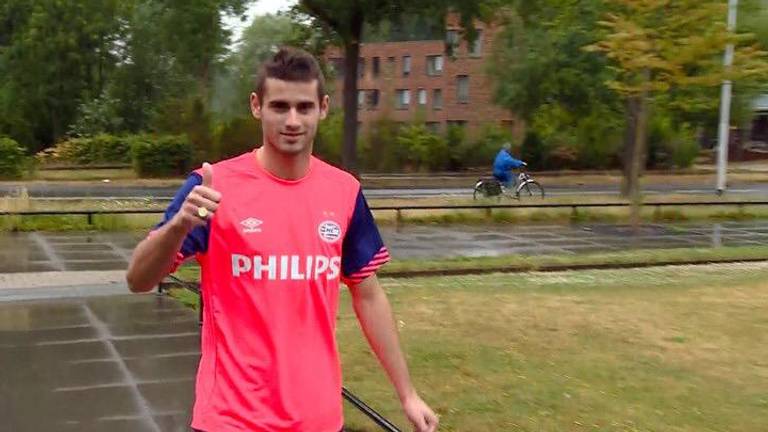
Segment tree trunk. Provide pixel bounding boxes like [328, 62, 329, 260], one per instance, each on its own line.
[98, 31, 105, 96]
[628, 76, 650, 230]
[341, 13, 363, 175]
[621, 98, 637, 197]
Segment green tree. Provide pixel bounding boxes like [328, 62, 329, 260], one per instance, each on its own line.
[0, 0, 123, 150]
[491, 0, 619, 123]
[586, 0, 768, 226]
[112, 0, 250, 131]
[0, 0, 253, 154]
[396, 124, 449, 171]
[157, 0, 249, 101]
[490, 1, 625, 171]
[211, 13, 295, 122]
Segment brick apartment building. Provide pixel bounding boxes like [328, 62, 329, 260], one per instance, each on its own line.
[324, 14, 520, 139]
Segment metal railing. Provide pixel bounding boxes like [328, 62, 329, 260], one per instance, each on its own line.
[372, 201, 768, 226]
[2, 201, 767, 226]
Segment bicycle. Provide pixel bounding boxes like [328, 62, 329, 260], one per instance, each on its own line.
[473, 168, 545, 200]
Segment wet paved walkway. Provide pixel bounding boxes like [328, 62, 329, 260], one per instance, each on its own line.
[2, 221, 768, 274]
[3, 221, 768, 431]
[0, 294, 199, 432]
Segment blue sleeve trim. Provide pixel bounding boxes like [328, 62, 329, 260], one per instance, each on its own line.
[342, 189, 386, 277]
[153, 173, 209, 257]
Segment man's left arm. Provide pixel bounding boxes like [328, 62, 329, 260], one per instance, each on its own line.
[342, 188, 438, 431]
[348, 274, 439, 432]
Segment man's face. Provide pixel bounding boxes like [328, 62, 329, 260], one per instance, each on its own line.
[250, 78, 329, 156]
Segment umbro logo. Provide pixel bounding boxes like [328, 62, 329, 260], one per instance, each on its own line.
[240, 217, 263, 233]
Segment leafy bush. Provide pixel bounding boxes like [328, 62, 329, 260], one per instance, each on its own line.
[574, 108, 623, 169]
[666, 124, 699, 168]
[130, 135, 193, 177]
[395, 124, 448, 171]
[445, 124, 468, 170]
[315, 111, 343, 166]
[648, 114, 700, 169]
[212, 117, 261, 160]
[68, 94, 124, 137]
[450, 124, 512, 170]
[0, 136, 28, 179]
[152, 97, 212, 164]
[362, 116, 402, 172]
[521, 131, 546, 170]
[529, 103, 623, 170]
[36, 134, 132, 165]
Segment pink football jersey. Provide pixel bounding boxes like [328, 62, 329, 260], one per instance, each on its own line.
[152, 151, 390, 431]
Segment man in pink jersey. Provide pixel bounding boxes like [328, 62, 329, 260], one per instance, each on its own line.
[126, 48, 439, 432]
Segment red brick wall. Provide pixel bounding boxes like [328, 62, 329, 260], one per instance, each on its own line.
[324, 17, 522, 140]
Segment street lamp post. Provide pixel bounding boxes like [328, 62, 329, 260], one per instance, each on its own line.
[716, 0, 739, 195]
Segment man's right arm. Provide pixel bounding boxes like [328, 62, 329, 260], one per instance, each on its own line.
[126, 163, 220, 293]
[126, 218, 192, 293]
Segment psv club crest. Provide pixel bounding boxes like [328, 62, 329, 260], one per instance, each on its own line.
[318, 220, 341, 243]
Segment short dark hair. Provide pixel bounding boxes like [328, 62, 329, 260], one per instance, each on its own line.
[254, 47, 326, 102]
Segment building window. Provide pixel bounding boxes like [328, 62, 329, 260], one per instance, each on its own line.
[395, 89, 410, 109]
[358, 89, 380, 109]
[402, 55, 411, 76]
[426, 122, 441, 133]
[469, 30, 483, 57]
[446, 30, 459, 56]
[456, 75, 469, 103]
[367, 89, 380, 109]
[418, 88, 427, 106]
[432, 89, 443, 110]
[426, 55, 443, 76]
[357, 90, 365, 108]
[372, 57, 380, 77]
[358, 58, 365, 78]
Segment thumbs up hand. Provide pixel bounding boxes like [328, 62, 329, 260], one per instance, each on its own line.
[201, 162, 213, 188]
[172, 162, 223, 232]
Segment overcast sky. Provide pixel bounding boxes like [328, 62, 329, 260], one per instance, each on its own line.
[223, 0, 298, 45]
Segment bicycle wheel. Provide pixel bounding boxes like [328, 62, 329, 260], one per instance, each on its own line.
[473, 181, 489, 200]
[516, 180, 545, 199]
[474, 180, 502, 200]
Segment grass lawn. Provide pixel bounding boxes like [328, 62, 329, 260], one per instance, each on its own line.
[339, 263, 768, 431]
[171, 245, 768, 282]
[31, 167, 138, 181]
[170, 262, 768, 431]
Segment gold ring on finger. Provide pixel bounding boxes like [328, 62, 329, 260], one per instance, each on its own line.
[197, 206, 209, 219]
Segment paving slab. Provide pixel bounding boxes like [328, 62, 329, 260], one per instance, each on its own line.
[0, 294, 199, 432]
[1, 221, 768, 279]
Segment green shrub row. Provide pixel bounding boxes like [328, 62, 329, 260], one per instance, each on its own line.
[36, 134, 192, 177]
[0, 136, 27, 179]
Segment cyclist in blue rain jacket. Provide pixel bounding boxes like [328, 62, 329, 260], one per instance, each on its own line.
[492, 143, 526, 188]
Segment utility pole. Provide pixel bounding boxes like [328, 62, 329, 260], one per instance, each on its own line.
[716, 0, 739, 195]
